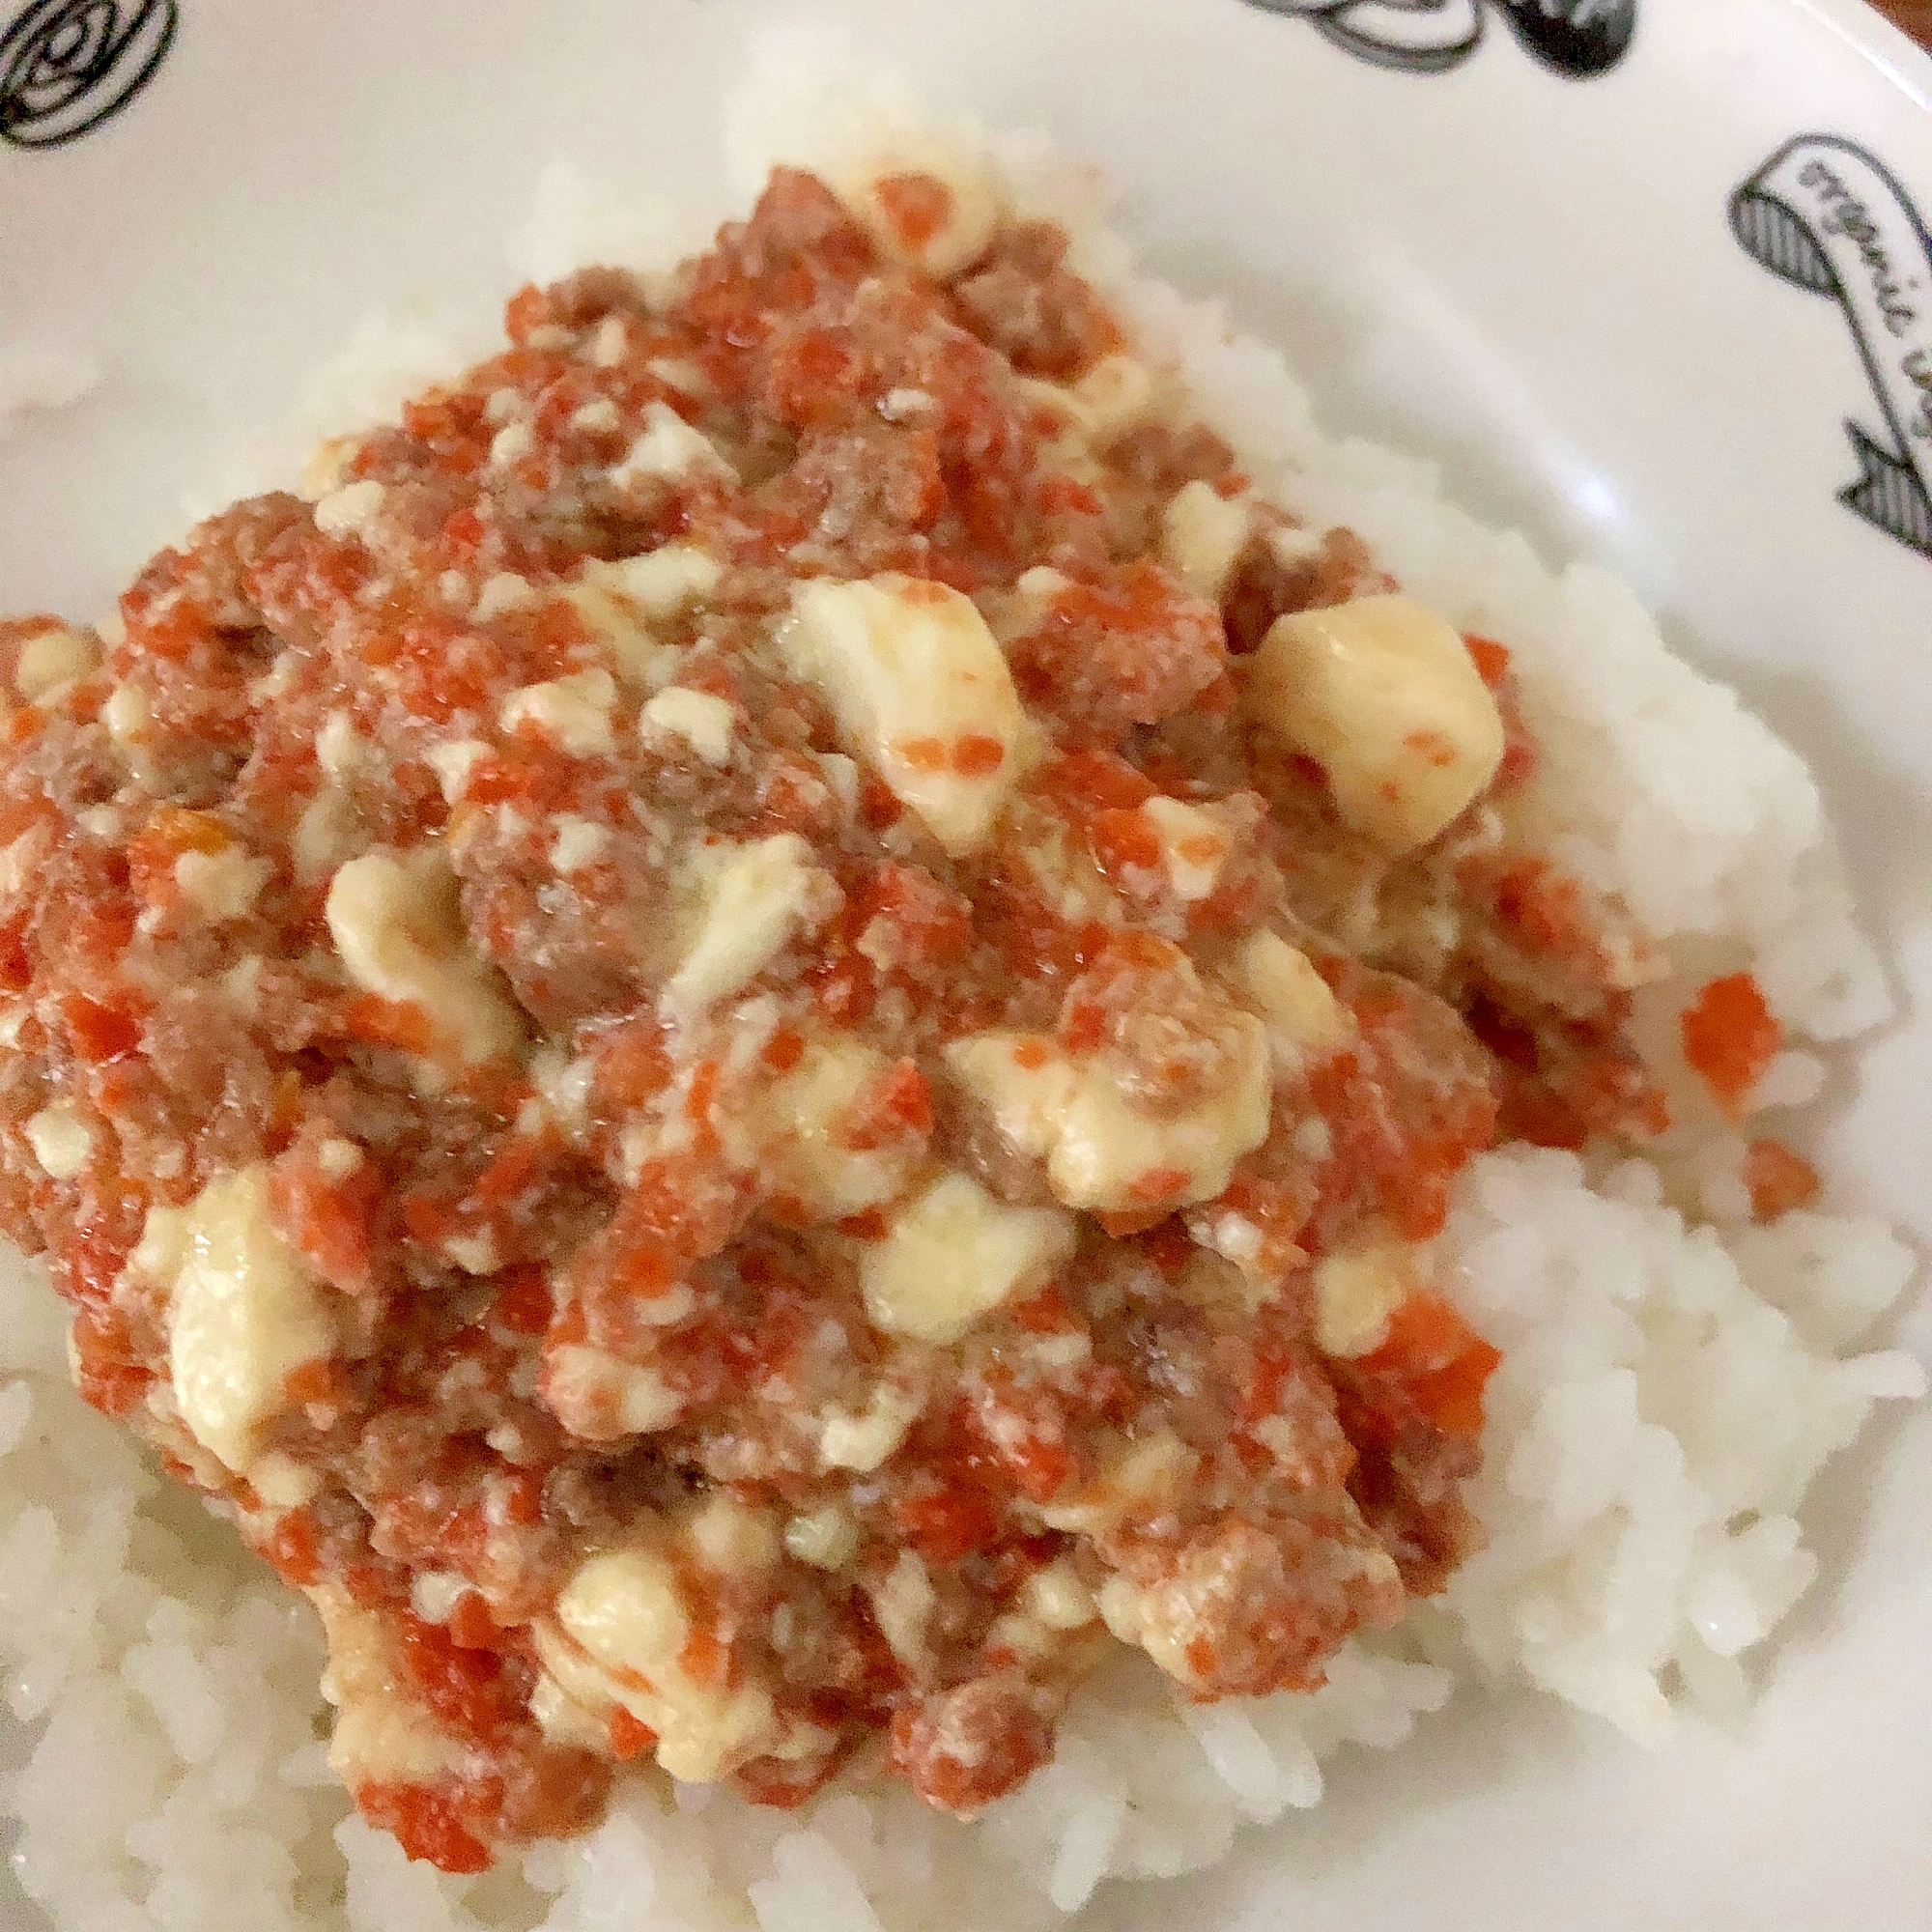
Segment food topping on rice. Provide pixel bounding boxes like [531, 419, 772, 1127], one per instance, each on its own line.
[0, 158, 1747, 1872]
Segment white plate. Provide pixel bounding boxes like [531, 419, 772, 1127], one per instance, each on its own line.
[3, 2, 1930, 1927]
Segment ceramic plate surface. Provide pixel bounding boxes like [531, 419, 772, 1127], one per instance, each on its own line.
[3, 2, 1930, 1927]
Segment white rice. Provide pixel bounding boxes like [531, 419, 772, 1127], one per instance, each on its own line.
[2, 33, 1923, 1932]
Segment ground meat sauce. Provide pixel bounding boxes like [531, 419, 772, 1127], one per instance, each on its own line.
[0, 164, 1677, 1869]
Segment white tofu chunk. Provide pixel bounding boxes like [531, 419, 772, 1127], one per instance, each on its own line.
[1140, 795, 1231, 902]
[0, 831, 40, 896]
[549, 815, 611, 873]
[1234, 929, 1353, 1065]
[23, 1102, 92, 1179]
[312, 479, 385, 538]
[141, 1166, 336, 1476]
[1246, 594, 1504, 852]
[784, 1504, 861, 1571]
[610, 402, 736, 489]
[174, 844, 271, 923]
[101, 681, 150, 748]
[860, 1172, 1075, 1344]
[867, 1549, 936, 1669]
[1039, 1429, 1195, 1537]
[14, 624, 98, 700]
[687, 1492, 781, 1580]
[817, 1380, 923, 1472]
[1160, 479, 1252, 600]
[758, 1037, 921, 1220]
[472, 571, 539, 621]
[313, 1586, 478, 1787]
[299, 436, 361, 502]
[595, 544, 724, 619]
[947, 1016, 1272, 1214]
[315, 712, 365, 781]
[292, 787, 361, 885]
[543, 1544, 781, 1782]
[426, 738, 490, 803]
[325, 846, 524, 1065]
[542, 1342, 684, 1439]
[641, 686, 736, 764]
[1024, 1560, 1097, 1631]
[1312, 1233, 1424, 1358]
[1069, 354, 1154, 441]
[570, 396, 622, 434]
[498, 667, 618, 757]
[780, 574, 1028, 856]
[489, 420, 534, 468]
[588, 316, 629, 367]
[565, 544, 724, 688]
[663, 835, 836, 1019]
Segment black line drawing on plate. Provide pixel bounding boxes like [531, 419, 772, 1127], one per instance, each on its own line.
[1237, 0, 1635, 77]
[0, 0, 176, 150]
[1732, 134, 1932, 563]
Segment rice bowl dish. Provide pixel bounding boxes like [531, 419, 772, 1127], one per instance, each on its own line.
[0, 37, 1922, 1932]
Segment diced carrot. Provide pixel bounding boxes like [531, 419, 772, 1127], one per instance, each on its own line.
[355, 1781, 491, 1874]
[343, 992, 438, 1055]
[1463, 634, 1512, 684]
[502, 283, 548, 343]
[1139, 1217, 1193, 1278]
[864, 1058, 932, 1138]
[858, 773, 904, 829]
[873, 171, 952, 249]
[466, 1133, 546, 1210]
[597, 1016, 671, 1107]
[895, 735, 951, 772]
[494, 1265, 554, 1336]
[1087, 807, 1165, 879]
[1356, 1293, 1501, 1441]
[952, 734, 1006, 775]
[446, 1591, 501, 1653]
[684, 1058, 723, 1154]
[62, 992, 142, 1063]
[608, 1707, 657, 1761]
[273, 1158, 378, 1293]
[281, 1357, 344, 1407]
[1006, 1282, 1081, 1332]
[499, 1468, 543, 1526]
[262, 1509, 321, 1586]
[1742, 1137, 1820, 1220]
[1681, 972, 1780, 1110]
[762, 1025, 806, 1073]
[678, 1625, 729, 1688]
[1059, 1000, 1106, 1052]
[1038, 749, 1156, 814]
[895, 1481, 1001, 1563]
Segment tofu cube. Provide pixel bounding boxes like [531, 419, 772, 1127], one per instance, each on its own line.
[1313, 1234, 1424, 1357]
[325, 846, 524, 1065]
[663, 835, 836, 1019]
[1246, 594, 1504, 852]
[860, 1172, 1075, 1344]
[780, 574, 1028, 856]
[144, 1166, 337, 1476]
[543, 1544, 781, 1783]
[1234, 930, 1353, 1065]
[946, 1013, 1272, 1215]
[1159, 480, 1253, 601]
